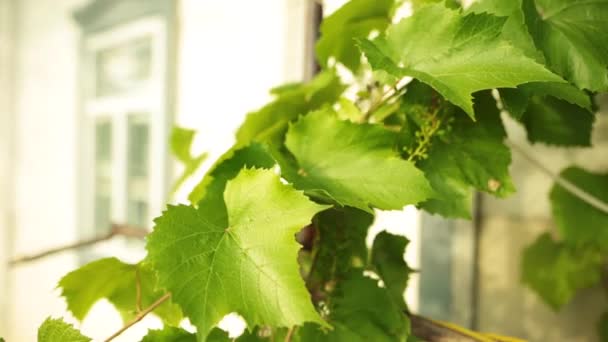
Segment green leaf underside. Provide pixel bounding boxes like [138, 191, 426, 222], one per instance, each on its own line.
[550, 167, 608, 249]
[523, 0, 608, 91]
[142, 327, 197, 342]
[58, 258, 182, 325]
[522, 233, 602, 310]
[171, 127, 198, 163]
[188, 143, 276, 205]
[312, 207, 374, 286]
[171, 127, 208, 194]
[359, 4, 564, 118]
[371, 231, 413, 309]
[299, 272, 410, 341]
[285, 110, 433, 211]
[147, 169, 329, 341]
[500, 81, 591, 120]
[419, 90, 515, 218]
[598, 312, 608, 342]
[141, 326, 277, 342]
[38, 318, 91, 342]
[316, 0, 394, 71]
[235, 70, 344, 146]
[521, 96, 594, 146]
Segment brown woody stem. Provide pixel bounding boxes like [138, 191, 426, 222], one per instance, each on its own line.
[8, 223, 148, 266]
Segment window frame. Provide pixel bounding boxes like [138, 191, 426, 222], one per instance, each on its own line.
[74, 0, 176, 261]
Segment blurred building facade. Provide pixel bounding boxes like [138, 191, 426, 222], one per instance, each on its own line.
[0, 0, 606, 341]
[0, 0, 317, 340]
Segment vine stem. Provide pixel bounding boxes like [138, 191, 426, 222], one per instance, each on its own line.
[7, 223, 148, 266]
[406, 108, 442, 162]
[409, 314, 518, 342]
[506, 140, 608, 215]
[363, 79, 408, 122]
[284, 326, 297, 342]
[104, 292, 172, 342]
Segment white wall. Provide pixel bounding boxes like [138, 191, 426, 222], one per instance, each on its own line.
[175, 0, 312, 198]
[7, 0, 86, 341]
[0, 0, 16, 338]
[4, 0, 313, 340]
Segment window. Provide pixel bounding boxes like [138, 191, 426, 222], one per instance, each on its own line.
[74, 0, 175, 251]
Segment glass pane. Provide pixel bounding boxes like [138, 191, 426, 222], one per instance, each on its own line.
[418, 213, 474, 327]
[126, 114, 149, 227]
[94, 120, 112, 234]
[95, 36, 152, 97]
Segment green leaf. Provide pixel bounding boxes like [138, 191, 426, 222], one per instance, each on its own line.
[522, 0, 608, 91]
[299, 272, 410, 341]
[500, 81, 592, 120]
[171, 127, 198, 163]
[467, 0, 544, 61]
[598, 312, 608, 342]
[359, 4, 564, 118]
[371, 231, 413, 309]
[419, 91, 515, 218]
[518, 82, 592, 110]
[336, 98, 365, 123]
[411, 0, 459, 10]
[520, 95, 595, 146]
[550, 167, 608, 249]
[496, 80, 593, 147]
[58, 258, 182, 325]
[207, 327, 289, 342]
[147, 169, 330, 340]
[285, 110, 433, 211]
[499, 88, 529, 120]
[316, 0, 394, 72]
[311, 207, 374, 287]
[236, 71, 344, 146]
[171, 127, 208, 194]
[38, 318, 91, 342]
[141, 327, 197, 342]
[522, 233, 603, 310]
[188, 143, 276, 205]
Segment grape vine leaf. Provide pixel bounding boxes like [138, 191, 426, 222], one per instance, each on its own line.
[550, 167, 608, 249]
[521, 233, 603, 310]
[299, 272, 411, 341]
[418, 90, 515, 218]
[188, 143, 276, 205]
[170, 127, 208, 194]
[310, 207, 374, 287]
[467, 0, 543, 61]
[285, 110, 433, 211]
[38, 318, 91, 342]
[522, 0, 608, 91]
[371, 231, 413, 309]
[500, 81, 591, 120]
[316, 0, 394, 72]
[141, 326, 272, 342]
[147, 169, 330, 340]
[235, 70, 344, 146]
[141, 327, 197, 342]
[207, 327, 289, 342]
[58, 257, 182, 325]
[358, 4, 564, 118]
[411, 0, 460, 10]
[598, 312, 608, 342]
[520, 96, 595, 146]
